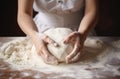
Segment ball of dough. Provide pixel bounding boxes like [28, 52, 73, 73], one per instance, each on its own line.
[43, 28, 74, 62]
[84, 38, 104, 49]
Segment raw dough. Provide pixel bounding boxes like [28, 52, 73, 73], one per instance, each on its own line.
[0, 28, 105, 67]
[43, 28, 74, 62]
[0, 30, 120, 78]
[0, 28, 104, 65]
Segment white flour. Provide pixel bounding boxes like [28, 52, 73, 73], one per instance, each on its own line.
[0, 37, 94, 78]
[0, 34, 120, 78]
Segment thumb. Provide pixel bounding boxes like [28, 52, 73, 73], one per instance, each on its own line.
[42, 35, 59, 47]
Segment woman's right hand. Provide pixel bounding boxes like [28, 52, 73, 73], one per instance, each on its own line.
[18, 0, 58, 65]
[31, 33, 59, 65]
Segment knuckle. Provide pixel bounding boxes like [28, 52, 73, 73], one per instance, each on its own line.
[37, 48, 42, 54]
[42, 35, 48, 40]
[72, 52, 76, 56]
[74, 31, 78, 34]
[75, 45, 82, 51]
[48, 38, 54, 43]
[72, 32, 75, 35]
[49, 40, 53, 43]
[75, 45, 80, 49]
[77, 44, 81, 48]
[51, 40, 55, 43]
[72, 32, 76, 36]
[44, 35, 49, 39]
[68, 37, 71, 40]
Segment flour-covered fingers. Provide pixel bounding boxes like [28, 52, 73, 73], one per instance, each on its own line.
[42, 35, 58, 47]
[41, 44, 58, 65]
[65, 43, 81, 63]
[64, 32, 78, 44]
[68, 52, 81, 63]
[66, 37, 83, 63]
[41, 52, 58, 65]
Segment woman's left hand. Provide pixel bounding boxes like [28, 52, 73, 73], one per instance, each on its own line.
[64, 31, 86, 64]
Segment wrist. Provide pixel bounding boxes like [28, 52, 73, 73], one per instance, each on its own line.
[77, 31, 87, 42]
[28, 31, 41, 43]
[28, 31, 39, 38]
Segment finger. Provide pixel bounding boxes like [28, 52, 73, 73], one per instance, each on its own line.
[42, 35, 58, 47]
[66, 42, 80, 61]
[67, 52, 81, 63]
[37, 50, 43, 56]
[64, 32, 77, 44]
[66, 39, 82, 63]
[41, 44, 58, 65]
[66, 45, 80, 63]
[41, 53, 58, 65]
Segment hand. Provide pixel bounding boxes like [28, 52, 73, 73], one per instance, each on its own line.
[64, 31, 86, 64]
[31, 33, 59, 65]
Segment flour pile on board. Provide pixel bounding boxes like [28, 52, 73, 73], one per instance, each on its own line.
[0, 28, 120, 79]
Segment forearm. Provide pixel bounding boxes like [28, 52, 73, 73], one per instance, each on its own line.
[17, 0, 38, 39]
[78, 0, 98, 39]
[17, 13, 43, 48]
[17, 13, 38, 38]
[78, 11, 98, 37]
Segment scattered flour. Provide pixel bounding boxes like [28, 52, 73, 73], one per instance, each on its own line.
[0, 28, 120, 79]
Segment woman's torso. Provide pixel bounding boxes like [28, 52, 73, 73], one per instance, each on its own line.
[33, 0, 85, 33]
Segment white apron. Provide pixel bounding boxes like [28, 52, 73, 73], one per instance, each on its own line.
[33, 0, 95, 35]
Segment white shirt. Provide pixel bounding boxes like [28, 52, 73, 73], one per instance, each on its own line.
[33, 0, 85, 33]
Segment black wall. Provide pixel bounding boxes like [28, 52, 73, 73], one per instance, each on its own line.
[95, 0, 119, 36]
[0, 0, 25, 36]
[0, 0, 119, 36]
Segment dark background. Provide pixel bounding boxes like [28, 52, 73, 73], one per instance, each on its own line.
[0, 0, 119, 36]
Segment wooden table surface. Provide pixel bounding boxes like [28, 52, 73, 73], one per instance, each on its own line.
[0, 37, 120, 79]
